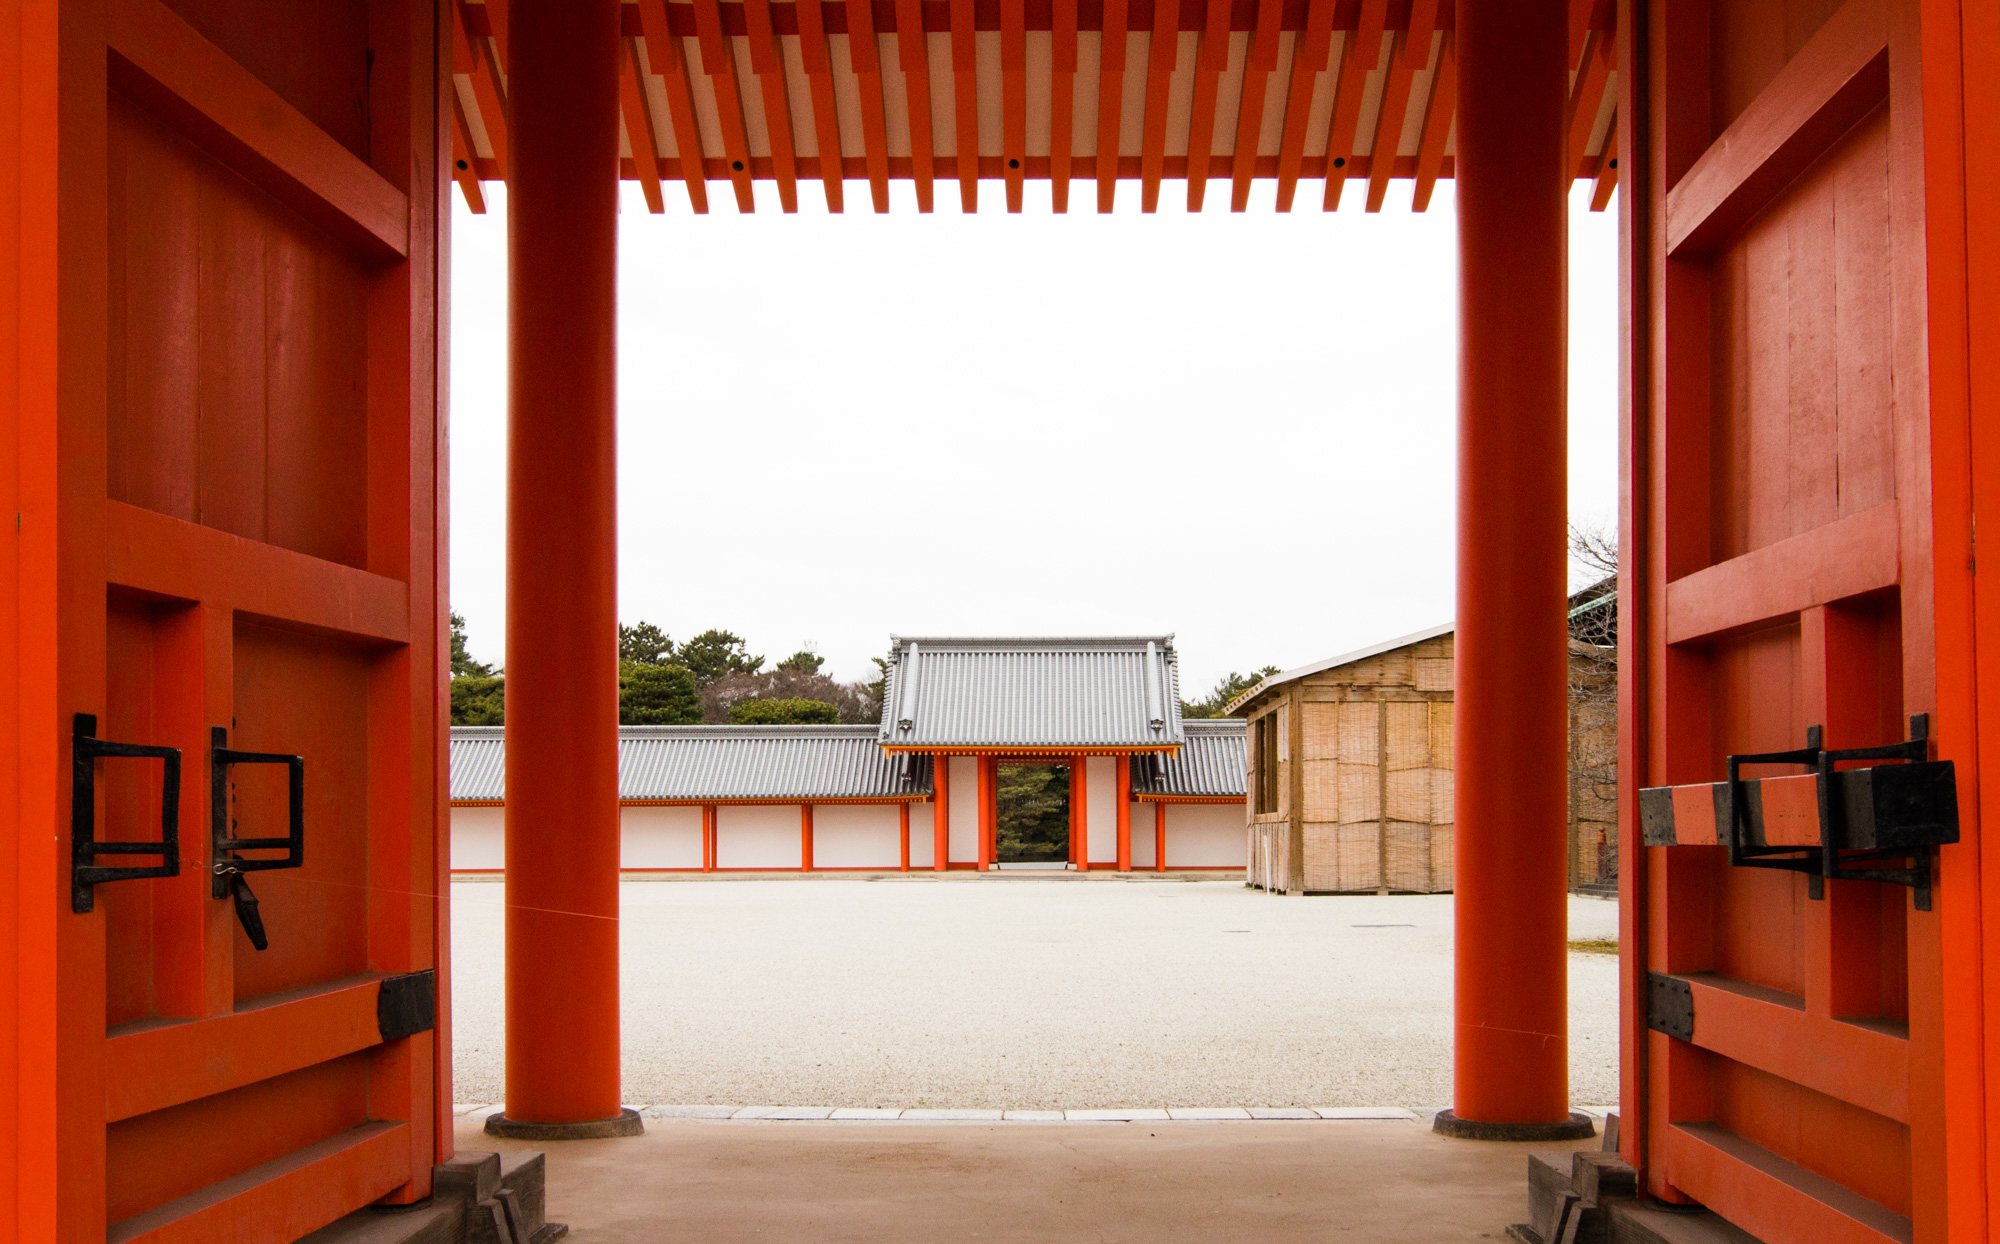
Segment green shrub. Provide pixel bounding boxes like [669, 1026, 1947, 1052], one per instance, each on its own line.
[621, 663, 702, 725]
[729, 697, 839, 725]
[451, 675, 505, 725]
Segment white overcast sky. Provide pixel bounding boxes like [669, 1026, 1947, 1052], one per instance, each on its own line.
[447, 178, 1620, 697]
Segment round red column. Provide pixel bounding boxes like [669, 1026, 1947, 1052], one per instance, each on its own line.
[489, 0, 638, 1139]
[1435, 0, 1589, 1141]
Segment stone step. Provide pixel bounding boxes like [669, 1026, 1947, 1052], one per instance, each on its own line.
[303, 1149, 566, 1244]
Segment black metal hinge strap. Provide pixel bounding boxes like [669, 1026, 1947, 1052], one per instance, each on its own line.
[71, 713, 182, 914]
[1818, 713, 1958, 912]
[210, 725, 304, 901]
[1727, 725, 1825, 898]
[1646, 972, 1694, 1042]
[378, 970, 438, 1042]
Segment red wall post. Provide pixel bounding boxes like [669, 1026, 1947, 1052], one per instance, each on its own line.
[899, 802, 911, 871]
[1115, 756, 1132, 871]
[1155, 801, 1166, 872]
[702, 805, 716, 872]
[933, 753, 950, 872]
[1074, 755, 1089, 871]
[1437, 0, 1581, 1140]
[978, 755, 996, 869]
[494, 0, 638, 1139]
[801, 804, 815, 871]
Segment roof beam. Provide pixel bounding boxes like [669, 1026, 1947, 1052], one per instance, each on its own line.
[619, 39, 667, 212]
[1182, 0, 1230, 211]
[897, 0, 937, 211]
[1228, 0, 1282, 211]
[450, 93, 487, 212]
[795, 0, 847, 210]
[1138, 0, 1178, 212]
[1050, 0, 1078, 212]
[1095, 0, 1129, 211]
[639, 0, 713, 213]
[1271, 0, 1331, 211]
[1361, 0, 1435, 211]
[949, 0, 978, 210]
[1001, 0, 1027, 211]
[847, 0, 894, 211]
[1320, 0, 1384, 210]
[459, 2, 509, 180]
[1409, 27, 1452, 211]
[1591, 116, 1618, 210]
[692, 0, 758, 210]
[744, 0, 802, 211]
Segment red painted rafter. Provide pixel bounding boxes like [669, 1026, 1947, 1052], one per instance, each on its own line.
[1228, 0, 1282, 211]
[639, 0, 713, 213]
[619, 39, 667, 212]
[795, 0, 848, 211]
[949, 0, 979, 210]
[1361, 0, 1434, 211]
[1320, 0, 1384, 211]
[744, 0, 802, 211]
[450, 94, 487, 212]
[1566, 26, 1614, 180]
[1590, 115, 1617, 210]
[693, 0, 758, 210]
[847, 0, 895, 211]
[1271, 0, 1331, 211]
[1001, 0, 1027, 211]
[1138, 0, 1178, 212]
[1096, 0, 1129, 212]
[1050, 0, 1078, 211]
[1182, 0, 1230, 211]
[459, 2, 510, 180]
[1409, 28, 1452, 211]
[897, 0, 937, 211]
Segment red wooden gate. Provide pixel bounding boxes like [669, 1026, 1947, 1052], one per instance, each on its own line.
[4, 0, 448, 1238]
[1622, 0, 1944, 1240]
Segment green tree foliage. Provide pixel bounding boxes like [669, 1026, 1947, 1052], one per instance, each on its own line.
[619, 621, 675, 666]
[676, 629, 764, 686]
[451, 675, 505, 725]
[620, 662, 702, 725]
[997, 764, 1069, 862]
[729, 697, 840, 725]
[775, 648, 824, 675]
[450, 612, 493, 677]
[1181, 666, 1281, 718]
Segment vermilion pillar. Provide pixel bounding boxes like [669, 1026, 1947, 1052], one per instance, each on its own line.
[1115, 756, 1132, 870]
[491, 0, 639, 1140]
[933, 753, 950, 871]
[1436, 0, 1587, 1141]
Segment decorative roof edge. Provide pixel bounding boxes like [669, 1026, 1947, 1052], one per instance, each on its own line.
[1223, 621, 1456, 716]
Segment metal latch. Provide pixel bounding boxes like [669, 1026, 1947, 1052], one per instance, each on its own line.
[211, 726, 304, 949]
[71, 713, 181, 913]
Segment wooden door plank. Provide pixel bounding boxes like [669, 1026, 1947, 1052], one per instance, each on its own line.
[1664, 500, 1898, 644]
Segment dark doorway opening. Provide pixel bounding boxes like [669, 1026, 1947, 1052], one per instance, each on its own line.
[996, 762, 1070, 866]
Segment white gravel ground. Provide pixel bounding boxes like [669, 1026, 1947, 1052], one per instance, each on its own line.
[450, 878, 1618, 1110]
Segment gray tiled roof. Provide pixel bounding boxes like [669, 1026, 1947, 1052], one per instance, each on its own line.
[876, 636, 1184, 750]
[450, 725, 932, 803]
[1224, 621, 1456, 715]
[1133, 718, 1247, 798]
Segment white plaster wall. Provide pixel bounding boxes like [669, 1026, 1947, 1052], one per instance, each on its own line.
[947, 756, 979, 866]
[1129, 803, 1157, 869]
[1085, 756, 1118, 865]
[717, 804, 805, 869]
[451, 805, 505, 871]
[622, 805, 703, 869]
[907, 800, 936, 868]
[1167, 802, 1249, 867]
[811, 804, 903, 868]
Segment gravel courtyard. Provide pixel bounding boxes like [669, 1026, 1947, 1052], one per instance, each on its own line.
[450, 878, 1618, 1110]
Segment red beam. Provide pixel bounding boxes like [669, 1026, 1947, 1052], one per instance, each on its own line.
[639, 0, 714, 213]
[898, 0, 938, 210]
[1409, 28, 1452, 211]
[1271, 0, 1330, 210]
[934, 753, 951, 870]
[1183, 0, 1230, 210]
[1096, 0, 1128, 210]
[796, 0, 850, 210]
[1138, 0, 1179, 211]
[950, 0, 980, 209]
[1051, 0, 1077, 210]
[1319, 0, 1383, 210]
[693, 0, 759, 209]
[1002, 0, 1028, 210]
[1362, 0, 1433, 211]
[620, 40, 667, 212]
[1116, 755, 1132, 869]
[848, 0, 895, 210]
[1154, 801, 1166, 871]
[1228, 0, 1282, 211]
[801, 804, 815, 870]
[745, 0, 803, 210]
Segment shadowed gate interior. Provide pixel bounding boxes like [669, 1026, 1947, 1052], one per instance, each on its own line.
[995, 760, 1071, 867]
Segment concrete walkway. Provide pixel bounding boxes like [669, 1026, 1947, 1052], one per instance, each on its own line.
[451, 879, 1618, 1109]
[459, 1112, 1600, 1242]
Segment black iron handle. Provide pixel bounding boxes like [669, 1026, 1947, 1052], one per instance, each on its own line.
[210, 725, 304, 903]
[71, 713, 181, 914]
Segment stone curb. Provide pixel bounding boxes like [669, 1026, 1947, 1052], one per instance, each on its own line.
[453, 1103, 1616, 1124]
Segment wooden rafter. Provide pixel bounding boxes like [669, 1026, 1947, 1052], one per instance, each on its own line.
[949, 0, 978, 210]
[795, 0, 847, 211]
[638, 0, 712, 214]
[744, 0, 801, 212]
[1138, 0, 1178, 212]
[1567, 26, 1615, 179]
[1321, 0, 1385, 211]
[1362, 0, 1435, 212]
[1096, 0, 1129, 212]
[1272, 0, 1332, 211]
[1228, 0, 1283, 212]
[1183, 0, 1230, 212]
[1410, 29, 1453, 211]
[1001, 0, 1027, 211]
[451, 92, 487, 212]
[692, 0, 757, 211]
[897, 0, 936, 211]
[460, 2, 509, 180]
[847, 0, 893, 211]
[619, 38, 666, 212]
[1591, 116, 1618, 210]
[1050, 0, 1078, 212]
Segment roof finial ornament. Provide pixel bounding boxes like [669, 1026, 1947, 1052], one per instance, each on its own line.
[896, 642, 920, 732]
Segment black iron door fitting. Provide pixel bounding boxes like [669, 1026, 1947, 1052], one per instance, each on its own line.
[71, 713, 182, 913]
[211, 726, 305, 950]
